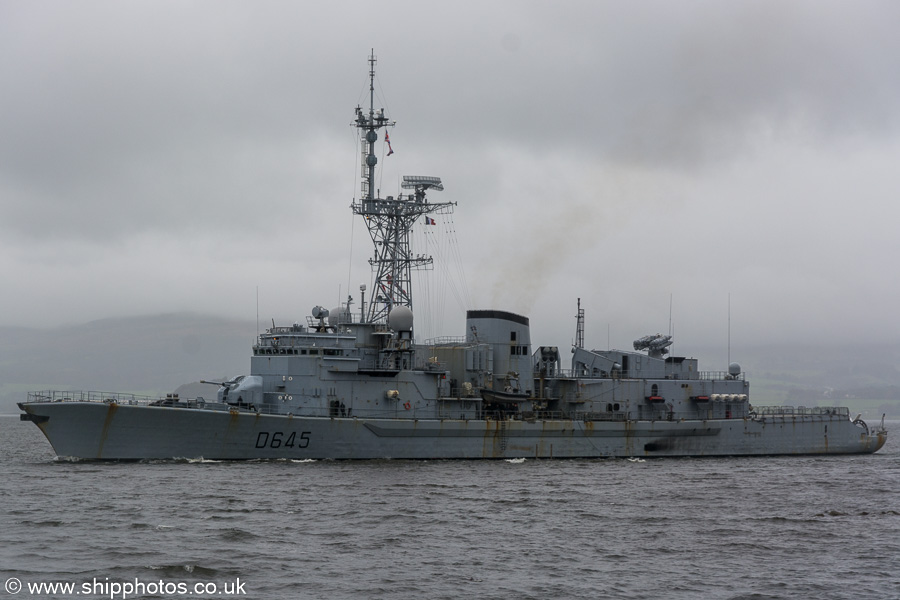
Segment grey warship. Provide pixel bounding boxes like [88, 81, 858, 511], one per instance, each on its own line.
[20, 53, 887, 460]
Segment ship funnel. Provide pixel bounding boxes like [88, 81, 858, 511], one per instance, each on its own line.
[466, 309, 532, 394]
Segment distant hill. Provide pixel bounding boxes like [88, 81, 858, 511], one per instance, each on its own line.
[0, 313, 253, 414]
[4, 314, 899, 418]
[692, 343, 900, 417]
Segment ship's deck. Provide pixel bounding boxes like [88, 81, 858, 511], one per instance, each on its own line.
[23, 390, 858, 424]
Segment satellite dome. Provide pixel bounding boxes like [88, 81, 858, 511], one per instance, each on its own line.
[388, 306, 414, 332]
[328, 306, 351, 326]
[728, 362, 742, 377]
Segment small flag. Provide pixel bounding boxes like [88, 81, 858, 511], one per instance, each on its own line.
[425, 217, 436, 225]
[385, 130, 394, 156]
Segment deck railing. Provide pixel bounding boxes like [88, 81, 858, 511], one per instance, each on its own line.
[752, 406, 850, 417]
[27, 390, 178, 406]
[24, 391, 860, 423]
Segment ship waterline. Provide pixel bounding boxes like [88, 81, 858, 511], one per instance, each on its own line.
[20, 391, 885, 460]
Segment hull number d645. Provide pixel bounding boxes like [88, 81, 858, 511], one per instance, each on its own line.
[255, 431, 311, 449]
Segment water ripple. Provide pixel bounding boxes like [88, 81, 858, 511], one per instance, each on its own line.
[3, 418, 900, 599]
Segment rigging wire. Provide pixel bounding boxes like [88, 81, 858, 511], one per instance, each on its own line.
[374, 68, 393, 128]
[446, 215, 472, 307]
[410, 208, 471, 342]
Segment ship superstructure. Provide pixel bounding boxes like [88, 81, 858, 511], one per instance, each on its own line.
[19, 53, 886, 460]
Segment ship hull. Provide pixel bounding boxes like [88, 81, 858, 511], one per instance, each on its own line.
[20, 402, 886, 460]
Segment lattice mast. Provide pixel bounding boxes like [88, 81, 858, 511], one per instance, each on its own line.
[351, 50, 455, 325]
[575, 298, 585, 349]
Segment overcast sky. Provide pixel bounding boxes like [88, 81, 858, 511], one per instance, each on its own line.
[3, 0, 900, 359]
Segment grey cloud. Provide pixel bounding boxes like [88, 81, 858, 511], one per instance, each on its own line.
[2, 0, 900, 351]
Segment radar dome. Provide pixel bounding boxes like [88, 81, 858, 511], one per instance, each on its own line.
[328, 306, 351, 326]
[728, 362, 742, 377]
[388, 306, 414, 332]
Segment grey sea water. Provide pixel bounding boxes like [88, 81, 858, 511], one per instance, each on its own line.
[2, 416, 899, 600]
